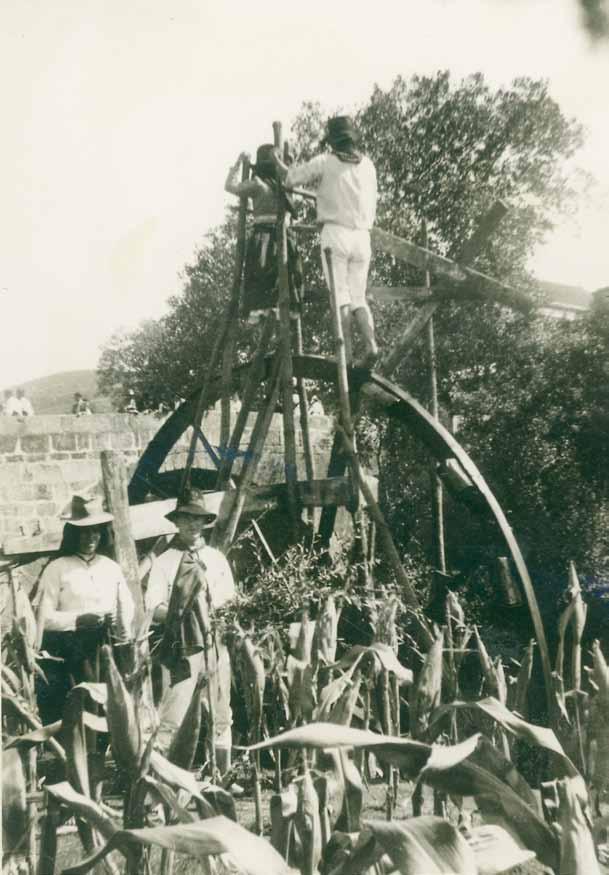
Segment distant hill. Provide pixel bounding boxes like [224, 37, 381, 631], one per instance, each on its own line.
[2, 370, 113, 415]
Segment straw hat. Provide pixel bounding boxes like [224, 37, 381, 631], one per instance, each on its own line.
[60, 495, 114, 527]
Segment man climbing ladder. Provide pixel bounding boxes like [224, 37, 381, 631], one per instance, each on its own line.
[271, 115, 379, 368]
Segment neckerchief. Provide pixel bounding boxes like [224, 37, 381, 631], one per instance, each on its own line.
[332, 149, 362, 165]
[157, 541, 212, 684]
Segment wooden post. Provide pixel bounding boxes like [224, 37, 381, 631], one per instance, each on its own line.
[424, 219, 447, 578]
[101, 450, 144, 625]
[294, 318, 315, 486]
[275, 133, 300, 534]
[212, 353, 284, 552]
[221, 157, 251, 449]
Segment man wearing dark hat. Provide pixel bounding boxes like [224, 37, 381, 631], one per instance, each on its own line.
[145, 492, 236, 771]
[272, 115, 379, 367]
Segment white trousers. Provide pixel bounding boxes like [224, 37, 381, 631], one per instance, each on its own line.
[320, 224, 371, 312]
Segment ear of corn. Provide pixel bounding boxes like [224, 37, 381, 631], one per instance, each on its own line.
[239, 636, 265, 744]
[511, 639, 535, 718]
[294, 770, 322, 875]
[411, 628, 444, 738]
[590, 640, 609, 792]
[313, 595, 338, 666]
[333, 749, 363, 834]
[101, 644, 141, 775]
[286, 655, 316, 725]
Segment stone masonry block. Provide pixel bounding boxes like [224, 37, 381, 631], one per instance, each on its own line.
[0, 434, 20, 454]
[92, 433, 113, 451]
[52, 433, 77, 452]
[20, 434, 50, 454]
[111, 432, 135, 451]
[31, 464, 65, 484]
[76, 433, 92, 451]
[37, 502, 57, 516]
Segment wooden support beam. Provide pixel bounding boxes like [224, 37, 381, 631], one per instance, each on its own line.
[372, 224, 532, 314]
[368, 286, 434, 304]
[216, 314, 276, 489]
[371, 228, 467, 283]
[101, 450, 144, 625]
[211, 353, 284, 553]
[379, 302, 439, 376]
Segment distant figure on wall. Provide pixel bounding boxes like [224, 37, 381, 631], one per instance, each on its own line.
[4, 388, 34, 417]
[125, 390, 139, 415]
[72, 392, 88, 415]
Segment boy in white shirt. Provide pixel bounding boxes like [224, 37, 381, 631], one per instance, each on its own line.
[272, 115, 379, 368]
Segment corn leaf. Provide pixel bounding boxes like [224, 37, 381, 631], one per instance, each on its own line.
[101, 645, 141, 774]
[467, 824, 535, 875]
[167, 673, 206, 770]
[336, 643, 413, 685]
[149, 750, 205, 802]
[421, 737, 559, 870]
[45, 781, 119, 840]
[316, 658, 362, 721]
[557, 778, 600, 875]
[61, 815, 290, 875]
[333, 749, 363, 833]
[365, 816, 477, 874]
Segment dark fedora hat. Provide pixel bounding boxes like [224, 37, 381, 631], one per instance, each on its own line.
[164, 491, 223, 528]
[321, 115, 359, 148]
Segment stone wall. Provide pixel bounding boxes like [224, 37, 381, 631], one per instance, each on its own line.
[0, 410, 335, 548]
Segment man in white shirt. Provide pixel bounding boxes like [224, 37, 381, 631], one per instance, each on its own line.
[272, 116, 379, 368]
[4, 389, 21, 416]
[16, 389, 34, 416]
[145, 494, 236, 771]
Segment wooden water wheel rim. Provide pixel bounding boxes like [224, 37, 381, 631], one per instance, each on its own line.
[129, 352, 552, 706]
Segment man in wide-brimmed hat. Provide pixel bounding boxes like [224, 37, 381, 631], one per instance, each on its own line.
[145, 491, 236, 771]
[33, 495, 135, 723]
[271, 115, 379, 368]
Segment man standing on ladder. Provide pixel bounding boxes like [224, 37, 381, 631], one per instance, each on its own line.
[271, 115, 379, 368]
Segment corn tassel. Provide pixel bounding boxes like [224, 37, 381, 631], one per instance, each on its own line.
[101, 644, 141, 775]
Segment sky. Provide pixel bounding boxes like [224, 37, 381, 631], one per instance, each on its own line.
[1, 0, 608, 389]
